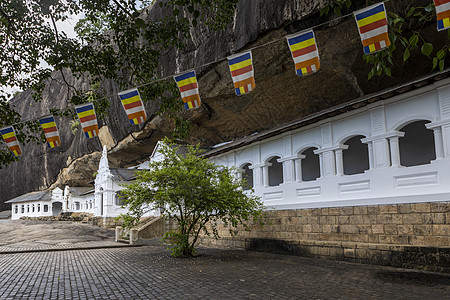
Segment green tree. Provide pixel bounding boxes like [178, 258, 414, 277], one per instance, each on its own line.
[0, 0, 239, 168]
[119, 138, 264, 257]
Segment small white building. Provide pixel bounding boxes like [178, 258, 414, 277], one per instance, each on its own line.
[7, 146, 138, 220]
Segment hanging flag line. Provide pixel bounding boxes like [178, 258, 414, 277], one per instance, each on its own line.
[5, 0, 447, 157]
[1, 1, 387, 130]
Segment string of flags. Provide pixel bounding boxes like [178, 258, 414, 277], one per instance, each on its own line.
[1, 1, 448, 158]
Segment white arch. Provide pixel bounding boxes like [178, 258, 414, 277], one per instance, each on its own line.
[237, 161, 254, 169]
[295, 144, 321, 155]
[336, 132, 369, 145]
[263, 153, 283, 163]
[391, 115, 435, 132]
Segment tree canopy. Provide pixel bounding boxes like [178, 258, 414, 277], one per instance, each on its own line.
[0, 0, 238, 167]
[119, 138, 264, 257]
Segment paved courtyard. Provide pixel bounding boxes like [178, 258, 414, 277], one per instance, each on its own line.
[0, 220, 449, 299]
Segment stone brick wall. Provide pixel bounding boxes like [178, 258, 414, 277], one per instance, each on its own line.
[197, 201, 450, 273]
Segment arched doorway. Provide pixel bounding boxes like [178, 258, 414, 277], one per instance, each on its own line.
[399, 120, 436, 167]
[268, 156, 283, 186]
[343, 135, 369, 175]
[52, 202, 62, 216]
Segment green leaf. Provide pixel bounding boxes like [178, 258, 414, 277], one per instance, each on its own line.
[345, 0, 351, 8]
[334, 6, 341, 16]
[425, 4, 434, 12]
[433, 57, 438, 69]
[403, 48, 410, 62]
[409, 34, 419, 47]
[437, 49, 446, 60]
[440, 59, 445, 71]
[421, 43, 433, 57]
[406, 7, 415, 18]
[385, 67, 391, 76]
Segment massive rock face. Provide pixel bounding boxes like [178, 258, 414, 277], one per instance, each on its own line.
[0, 0, 445, 209]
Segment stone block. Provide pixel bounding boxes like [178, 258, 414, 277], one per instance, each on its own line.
[378, 235, 391, 244]
[329, 247, 344, 258]
[328, 207, 340, 215]
[319, 216, 328, 224]
[308, 216, 320, 225]
[311, 224, 321, 233]
[327, 216, 337, 224]
[320, 233, 343, 241]
[368, 235, 379, 243]
[362, 214, 377, 224]
[367, 206, 379, 215]
[321, 208, 329, 215]
[355, 248, 367, 259]
[321, 225, 332, 233]
[353, 206, 368, 215]
[424, 236, 450, 247]
[411, 203, 431, 213]
[431, 213, 446, 224]
[390, 235, 408, 245]
[318, 247, 330, 256]
[432, 224, 449, 236]
[398, 225, 413, 235]
[340, 225, 360, 234]
[338, 216, 350, 224]
[350, 234, 369, 243]
[301, 209, 313, 217]
[376, 214, 393, 224]
[398, 203, 412, 214]
[311, 208, 321, 216]
[288, 210, 297, 217]
[349, 215, 364, 224]
[306, 233, 320, 240]
[331, 225, 340, 233]
[339, 207, 354, 215]
[298, 217, 309, 225]
[303, 224, 312, 233]
[430, 202, 450, 213]
[343, 248, 356, 258]
[402, 214, 423, 225]
[379, 205, 398, 214]
[384, 225, 398, 235]
[372, 225, 384, 234]
[413, 225, 432, 235]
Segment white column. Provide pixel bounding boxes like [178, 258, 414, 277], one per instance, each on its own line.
[277, 156, 298, 183]
[262, 164, 270, 187]
[335, 149, 344, 176]
[432, 127, 444, 159]
[367, 142, 374, 170]
[249, 163, 264, 187]
[294, 155, 306, 182]
[389, 137, 401, 167]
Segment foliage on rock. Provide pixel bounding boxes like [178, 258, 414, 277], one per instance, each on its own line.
[119, 137, 264, 257]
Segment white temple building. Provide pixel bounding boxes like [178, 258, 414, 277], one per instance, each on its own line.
[7, 146, 137, 220]
[204, 77, 450, 210]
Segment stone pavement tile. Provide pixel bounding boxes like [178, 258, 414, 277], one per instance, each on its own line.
[0, 246, 448, 299]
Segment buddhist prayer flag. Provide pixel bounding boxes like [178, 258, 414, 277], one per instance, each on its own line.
[174, 70, 201, 110]
[434, 0, 450, 31]
[0, 126, 22, 157]
[286, 30, 320, 76]
[75, 103, 99, 138]
[354, 2, 390, 54]
[118, 88, 147, 124]
[38, 116, 61, 148]
[227, 51, 255, 96]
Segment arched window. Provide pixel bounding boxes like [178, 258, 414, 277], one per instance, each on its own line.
[343, 135, 369, 175]
[32, 204, 35, 213]
[75, 202, 80, 210]
[115, 191, 125, 206]
[37, 204, 40, 212]
[21, 205, 24, 213]
[27, 205, 30, 213]
[241, 163, 254, 190]
[301, 148, 320, 181]
[43, 205, 49, 212]
[399, 120, 436, 167]
[90, 200, 93, 209]
[14, 205, 18, 214]
[268, 156, 283, 186]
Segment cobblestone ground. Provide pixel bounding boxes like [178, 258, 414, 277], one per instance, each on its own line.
[0, 246, 449, 300]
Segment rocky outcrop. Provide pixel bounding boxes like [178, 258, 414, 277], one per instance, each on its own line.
[0, 0, 445, 209]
